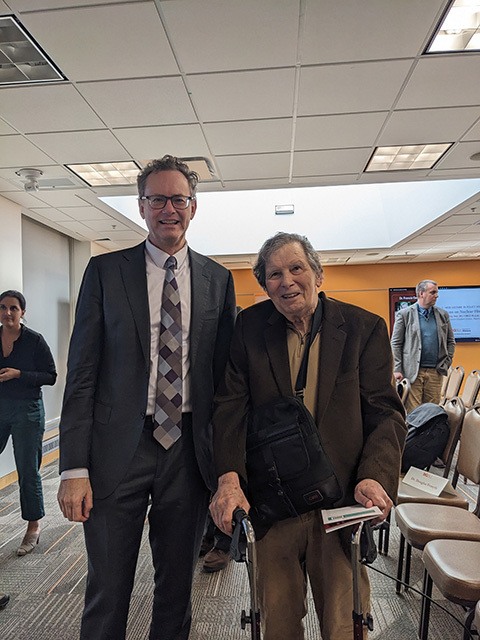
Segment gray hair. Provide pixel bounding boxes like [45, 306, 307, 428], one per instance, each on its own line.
[253, 232, 323, 289]
[137, 155, 199, 197]
[416, 279, 437, 297]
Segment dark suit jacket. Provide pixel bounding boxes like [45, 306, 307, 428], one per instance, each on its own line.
[59, 241, 236, 497]
[213, 293, 406, 506]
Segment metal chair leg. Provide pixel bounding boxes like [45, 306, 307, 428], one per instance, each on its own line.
[419, 570, 433, 640]
[396, 533, 405, 594]
[404, 542, 412, 591]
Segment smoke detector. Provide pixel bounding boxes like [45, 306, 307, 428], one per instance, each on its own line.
[15, 167, 43, 192]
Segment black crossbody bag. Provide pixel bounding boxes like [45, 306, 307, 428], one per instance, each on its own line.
[245, 302, 342, 528]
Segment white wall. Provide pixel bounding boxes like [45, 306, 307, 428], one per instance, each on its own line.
[0, 196, 22, 291]
[22, 217, 71, 425]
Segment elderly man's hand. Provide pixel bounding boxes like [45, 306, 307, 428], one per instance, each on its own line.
[354, 478, 393, 524]
[210, 472, 250, 535]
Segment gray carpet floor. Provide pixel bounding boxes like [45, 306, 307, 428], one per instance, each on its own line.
[0, 461, 478, 639]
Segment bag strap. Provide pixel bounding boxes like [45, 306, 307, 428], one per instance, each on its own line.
[294, 298, 323, 400]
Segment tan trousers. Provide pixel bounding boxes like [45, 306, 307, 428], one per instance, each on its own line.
[405, 368, 443, 414]
[255, 510, 370, 640]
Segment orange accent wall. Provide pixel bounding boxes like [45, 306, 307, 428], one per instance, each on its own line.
[233, 260, 480, 387]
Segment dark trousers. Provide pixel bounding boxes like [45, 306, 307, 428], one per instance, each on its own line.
[80, 414, 210, 640]
[203, 514, 232, 553]
[0, 397, 45, 521]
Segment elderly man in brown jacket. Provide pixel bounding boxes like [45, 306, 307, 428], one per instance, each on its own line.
[210, 232, 406, 640]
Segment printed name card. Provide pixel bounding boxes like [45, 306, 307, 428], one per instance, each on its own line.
[402, 467, 451, 496]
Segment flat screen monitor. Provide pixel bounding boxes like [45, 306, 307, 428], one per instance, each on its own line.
[389, 286, 480, 343]
[437, 286, 480, 343]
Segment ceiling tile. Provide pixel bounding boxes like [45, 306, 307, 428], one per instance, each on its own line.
[302, 0, 445, 64]
[0, 85, 105, 133]
[204, 119, 293, 156]
[397, 56, 480, 109]
[293, 148, 371, 177]
[114, 124, 210, 159]
[187, 69, 296, 122]
[27, 130, 131, 164]
[0, 119, 17, 135]
[215, 153, 290, 181]
[21, 3, 179, 81]
[436, 141, 480, 170]
[462, 118, 480, 142]
[32, 189, 93, 207]
[29, 207, 73, 222]
[298, 60, 413, 116]
[0, 135, 53, 167]
[57, 219, 98, 236]
[79, 78, 196, 128]
[57, 207, 113, 221]
[161, 0, 299, 73]
[379, 107, 480, 146]
[11, 0, 140, 7]
[295, 112, 387, 150]
[82, 219, 131, 232]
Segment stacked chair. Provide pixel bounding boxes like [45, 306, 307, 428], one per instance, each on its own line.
[439, 367, 453, 404]
[377, 396, 467, 555]
[396, 377, 411, 408]
[394, 404, 480, 639]
[459, 369, 480, 409]
[440, 365, 465, 405]
[435, 396, 467, 478]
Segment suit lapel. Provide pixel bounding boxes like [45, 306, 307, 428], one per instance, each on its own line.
[189, 248, 209, 368]
[120, 242, 150, 364]
[264, 307, 293, 396]
[316, 295, 347, 424]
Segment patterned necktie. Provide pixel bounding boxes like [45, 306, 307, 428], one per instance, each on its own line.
[154, 256, 182, 449]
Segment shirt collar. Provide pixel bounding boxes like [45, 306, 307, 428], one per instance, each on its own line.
[145, 239, 189, 270]
[418, 304, 431, 319]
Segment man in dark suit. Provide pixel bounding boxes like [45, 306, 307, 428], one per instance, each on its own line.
[57, 156, 236, 640]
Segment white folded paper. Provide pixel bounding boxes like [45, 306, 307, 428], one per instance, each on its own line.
[321, 504, 382, 533]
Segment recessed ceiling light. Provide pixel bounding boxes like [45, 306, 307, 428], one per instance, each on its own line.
[425, 0, 480, 53]
[66, 161, 142, 187]
[0, 15, 65, 85]
[364, 144, 452, 172]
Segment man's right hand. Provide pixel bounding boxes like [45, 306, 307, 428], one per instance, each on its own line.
[394, 371, 404, 381]
[210, 471, 250, 535]
[57, 477, 93, 522]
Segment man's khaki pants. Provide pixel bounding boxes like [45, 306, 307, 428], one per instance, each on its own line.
[406, 368, 443, 414]
[256, 510, 370, 640]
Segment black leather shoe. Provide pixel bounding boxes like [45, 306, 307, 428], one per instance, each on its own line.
[0, 593, 10, 610]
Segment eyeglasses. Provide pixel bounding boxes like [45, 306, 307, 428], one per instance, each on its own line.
[139, 194, 195, 210]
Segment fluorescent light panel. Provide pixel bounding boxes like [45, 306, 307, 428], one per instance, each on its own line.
[0, 16, 65, 85]
[66, 161, 141, 187]
[426, 0, 480, 53]
[365, 144, 452, 172]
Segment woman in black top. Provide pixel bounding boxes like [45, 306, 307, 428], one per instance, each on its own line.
[0, 290, 57, 556]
